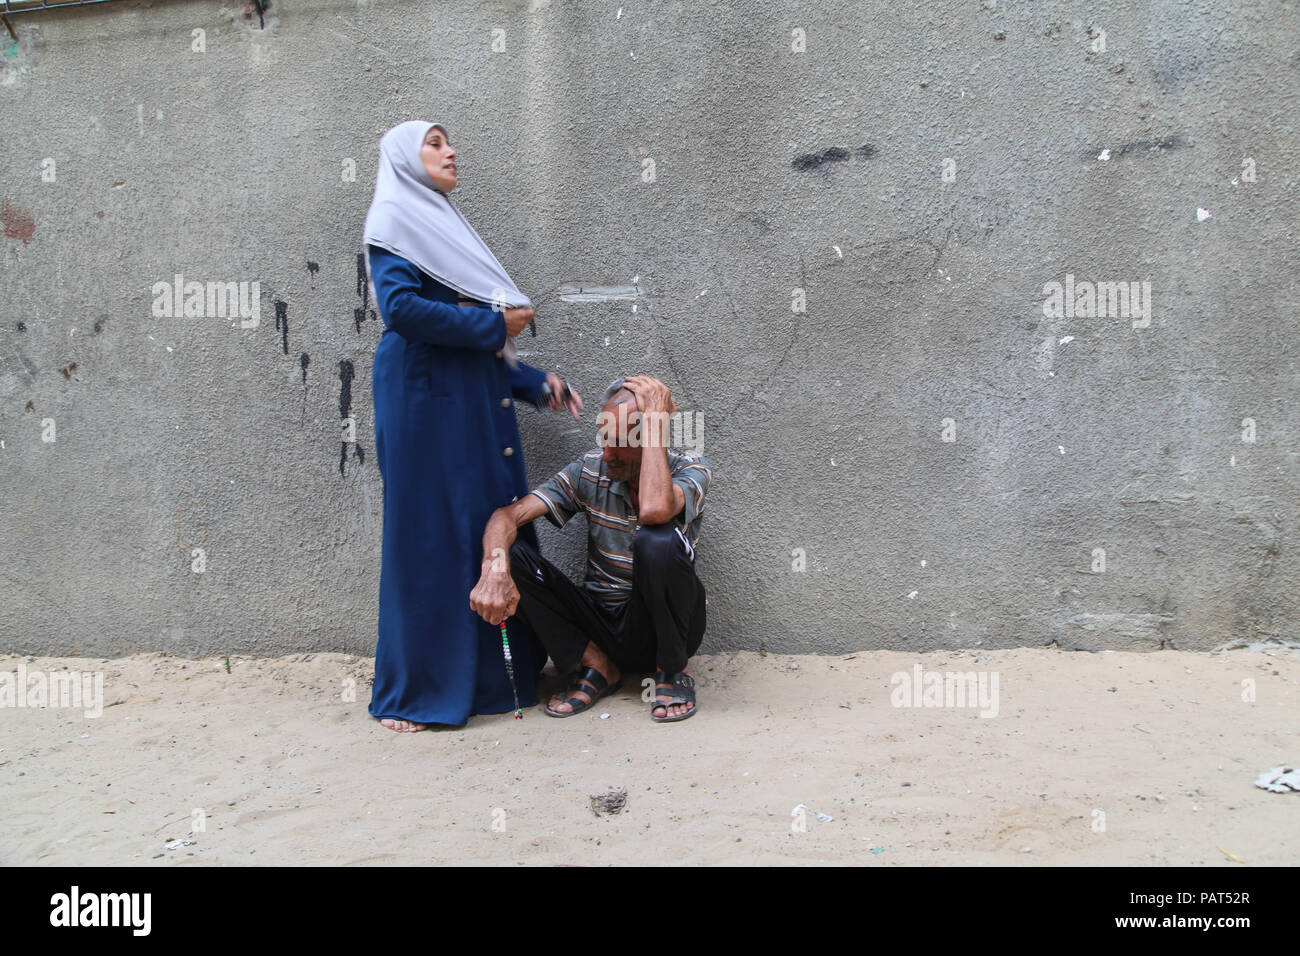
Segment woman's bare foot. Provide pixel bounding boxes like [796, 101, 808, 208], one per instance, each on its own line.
[379, 718, 427, 732]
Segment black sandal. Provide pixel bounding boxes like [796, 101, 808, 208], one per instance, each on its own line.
[544, 666, 622, 718]
[651, 670, 697, 723]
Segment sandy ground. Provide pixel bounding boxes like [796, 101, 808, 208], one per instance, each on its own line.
[1, 645, 1296, 866]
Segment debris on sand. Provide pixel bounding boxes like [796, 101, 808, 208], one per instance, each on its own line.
[1254, 766, 1300, 793]
[590, 788, 628, 816]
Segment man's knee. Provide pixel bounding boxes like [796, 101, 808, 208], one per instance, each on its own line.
[508, 538, 542, 581]
[632, 523, 683, 571]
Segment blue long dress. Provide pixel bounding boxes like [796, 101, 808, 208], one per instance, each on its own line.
[367, 243, 550, 726]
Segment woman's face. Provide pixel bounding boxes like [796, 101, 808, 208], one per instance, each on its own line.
[420, 126, 457, 193]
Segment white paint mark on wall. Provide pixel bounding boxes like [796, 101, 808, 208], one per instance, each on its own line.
[1196, 207, 1212, 221]
[1097, 149, 1110, 161]
[558, 283, 642, 303]
[1036, 337, 1055, 379]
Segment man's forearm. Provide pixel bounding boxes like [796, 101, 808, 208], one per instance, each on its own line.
[637, 443, 675, 524]
[481, 507, 520, 574]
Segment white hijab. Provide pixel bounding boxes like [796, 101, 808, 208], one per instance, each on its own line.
[363, 120, 529, 364]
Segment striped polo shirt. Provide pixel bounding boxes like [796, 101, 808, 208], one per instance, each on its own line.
[529, 448, 713, 607]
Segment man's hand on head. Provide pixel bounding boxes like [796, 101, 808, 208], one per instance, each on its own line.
[622, 375, 678, 416]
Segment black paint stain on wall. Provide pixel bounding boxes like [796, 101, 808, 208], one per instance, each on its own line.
[793, 147, 849, 171]
[306, 261, 319, 275]
[792, 144, 876, 172]
[299, 352, 310, 384]
[1082, 135, 1190, 161]
[338, 441, 367, 474]
[338, 359, 354, 419]
[15, 321, 25, 332]
[354, 308, 378, 333]
[274, 299, 289, 354]
[247, 0, 271, 29]
[355, 253, 368, 311]
[354, 252, 377, 332]
[337, 359, 365, 475]
[93, 316, 107, 334]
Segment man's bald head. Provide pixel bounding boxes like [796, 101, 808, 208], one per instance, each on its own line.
[602, 377, 637, 411]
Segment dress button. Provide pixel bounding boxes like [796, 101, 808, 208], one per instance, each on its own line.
[494, 349, 503, 359]
[500, 397, 511, 408]
[503, 446, 514, 456]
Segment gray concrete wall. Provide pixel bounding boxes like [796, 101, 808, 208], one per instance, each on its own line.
[2, 0, 1296, 657]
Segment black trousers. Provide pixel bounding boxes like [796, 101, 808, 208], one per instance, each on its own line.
[509, 523, 706, 676]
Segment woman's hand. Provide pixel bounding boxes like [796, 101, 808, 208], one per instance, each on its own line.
[502, 305, 534, 338]
[543, 372, 583, 420]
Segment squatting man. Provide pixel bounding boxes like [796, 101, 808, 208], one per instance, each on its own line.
[470, 375, 713, 722]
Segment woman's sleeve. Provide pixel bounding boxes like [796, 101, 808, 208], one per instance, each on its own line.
[507, 360, 549, 407]
[368, 244, 507, 351]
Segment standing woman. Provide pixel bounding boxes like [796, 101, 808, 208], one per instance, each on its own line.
[364, 120, 582, 731]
